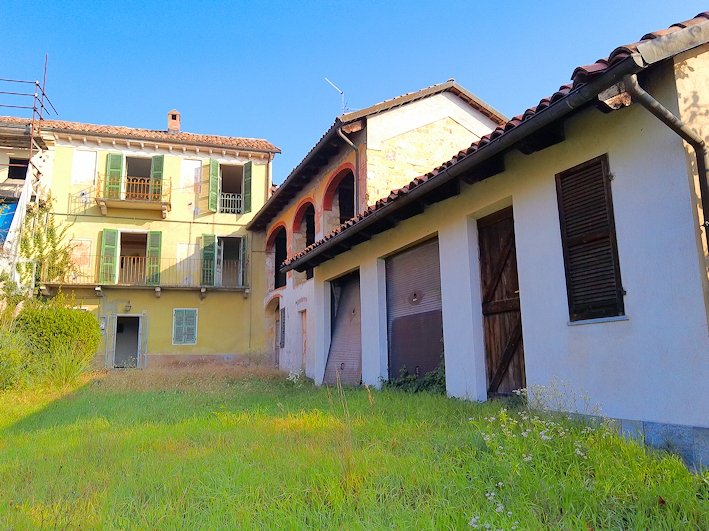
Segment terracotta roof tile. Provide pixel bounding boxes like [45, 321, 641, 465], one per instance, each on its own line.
[282, 10, 709, 270]
[0, 116, 280, 153]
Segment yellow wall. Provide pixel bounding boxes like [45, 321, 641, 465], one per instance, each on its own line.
[47, 140, 272, 363]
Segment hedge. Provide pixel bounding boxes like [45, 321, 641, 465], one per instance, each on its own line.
[14, 307, 100, 361]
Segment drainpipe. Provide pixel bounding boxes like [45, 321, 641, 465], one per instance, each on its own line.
[337, 127, 360, 213]
[623, 74, 709, 247]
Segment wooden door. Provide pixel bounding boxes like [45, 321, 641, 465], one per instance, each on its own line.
[478, 207, 525, 396]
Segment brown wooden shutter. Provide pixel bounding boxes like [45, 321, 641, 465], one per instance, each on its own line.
[556, 154, 624, 321]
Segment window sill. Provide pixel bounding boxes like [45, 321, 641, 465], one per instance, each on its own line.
[567, 315, 629, 326]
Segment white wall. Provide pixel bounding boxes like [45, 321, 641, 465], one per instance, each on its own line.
[366, 92, 500, 149]
[312, 64, 709, 428]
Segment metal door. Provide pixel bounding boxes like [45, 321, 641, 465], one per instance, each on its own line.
[477, 207, 525, 396]
[386, 238, 444, 379]
[323, 271, 362, 385]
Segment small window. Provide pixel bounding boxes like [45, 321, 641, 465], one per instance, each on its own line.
[556, 154, 624, 321]
[173, 308, 198, 345]
[8, 158, 29, 180]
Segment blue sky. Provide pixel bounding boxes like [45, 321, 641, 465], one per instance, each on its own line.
[1, 1, 707, 183]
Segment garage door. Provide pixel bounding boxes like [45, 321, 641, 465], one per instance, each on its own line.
[386, 238, 444, 379]
[323, 271, 362, 385]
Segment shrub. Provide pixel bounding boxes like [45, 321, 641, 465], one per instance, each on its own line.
[384, 356, 446, 394]
[13, 306, 100, 386]
[0, 330, 33, 389]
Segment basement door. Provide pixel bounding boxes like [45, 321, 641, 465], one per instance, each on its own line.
[323, 271, 362, 385]
[386, 238, 444, 379]
[477, 207, 525, 396]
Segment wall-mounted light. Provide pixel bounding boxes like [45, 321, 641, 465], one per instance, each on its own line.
[154, 287, 161, 298]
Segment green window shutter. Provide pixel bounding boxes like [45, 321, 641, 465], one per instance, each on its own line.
[184, 309, 197, 344]
[146, 231, 162, 285]
[150, 155, 164, 200]
[240, 234, 248, 286]
[243, 161, 252, 213]
[173, 309, 185, 344]
[201, 234, 216, 286]
[105, 153, 123, 199]
[99, 229, 119, 284]
[208, 158, 219, 213]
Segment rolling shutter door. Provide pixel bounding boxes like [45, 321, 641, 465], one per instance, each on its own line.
[386, 238, 443, 379]
[323, 272, 362, 385]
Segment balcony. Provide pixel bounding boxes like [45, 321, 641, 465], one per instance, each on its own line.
[40, 255, 245, 290]
[219, 193, 242, 214]
[95, 174, 172, 218]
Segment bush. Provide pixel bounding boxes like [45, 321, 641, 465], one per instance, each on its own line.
[0, 330, 33, 389]
[384, 356, 447, 394]
[13, 306, 101, 386]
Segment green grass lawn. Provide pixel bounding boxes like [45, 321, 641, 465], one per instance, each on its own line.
[0, 368, 707, 530]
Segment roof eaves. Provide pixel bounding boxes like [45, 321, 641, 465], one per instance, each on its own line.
[281, 54, 647, 273]
[284, 11, 709, 273]
[48, 126, 281, 154]
[248, 81, 507, 230]
[246, 119, 343, 231]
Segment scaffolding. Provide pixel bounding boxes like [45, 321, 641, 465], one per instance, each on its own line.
[0, 54, 58, 175]
[0, 56, 58, 284]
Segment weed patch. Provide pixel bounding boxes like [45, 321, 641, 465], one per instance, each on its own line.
[0, 368, 706, 530]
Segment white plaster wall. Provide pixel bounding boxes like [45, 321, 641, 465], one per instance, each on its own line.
[367, 93, 500, 149]
[312, 65, 709, 428]
[272, 276, 315, 377]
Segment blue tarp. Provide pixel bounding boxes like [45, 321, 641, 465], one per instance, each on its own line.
[0, 203, 18, 244]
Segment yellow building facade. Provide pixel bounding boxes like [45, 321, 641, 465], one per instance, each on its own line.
[7, 112, 281, 367]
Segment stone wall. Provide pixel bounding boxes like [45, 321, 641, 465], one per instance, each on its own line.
[365, 117, 477, 204]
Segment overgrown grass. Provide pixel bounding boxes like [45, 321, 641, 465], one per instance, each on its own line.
[0, 368, 706, 530]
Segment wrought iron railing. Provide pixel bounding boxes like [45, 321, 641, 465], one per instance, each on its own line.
[41, 255, 245, 288]
[219, 193, 242, 214]
[96, 174, 172, 203]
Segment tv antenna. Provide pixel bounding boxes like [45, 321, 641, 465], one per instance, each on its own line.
[325, 78, 354, 114]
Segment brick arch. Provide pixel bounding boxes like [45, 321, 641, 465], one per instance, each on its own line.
[266, 222, 288, 251]
[265, 292, 282, 312]
[323, 163, 356, 211]
[292, 198, 316, 232]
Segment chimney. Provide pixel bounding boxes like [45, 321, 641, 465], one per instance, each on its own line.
[168, 109, 180, 134]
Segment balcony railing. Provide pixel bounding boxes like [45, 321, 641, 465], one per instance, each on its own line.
[219, 193, 242, 214]
[95, 174, 172, 217]
[41, 255, 245, 288]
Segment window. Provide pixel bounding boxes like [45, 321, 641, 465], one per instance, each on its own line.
[207, 159, 251, 213]
[556, 154, 624, 321]
[103, 153, 164, 201]
[8, 158, 29, 180]
[173, 309, 198, 345]
[98, 229, 162, 285]
[71, 150, 98, 185]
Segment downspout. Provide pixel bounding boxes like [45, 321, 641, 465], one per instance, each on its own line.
[337, 127, 360, 213]
[623, 74, 709, 248]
